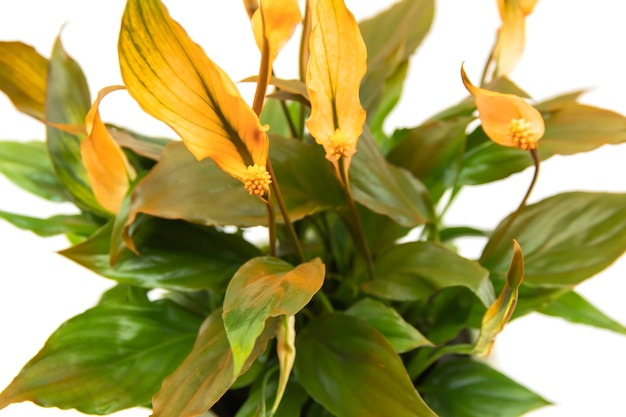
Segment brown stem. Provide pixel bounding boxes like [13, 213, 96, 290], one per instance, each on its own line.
[480, 148, 540, 262]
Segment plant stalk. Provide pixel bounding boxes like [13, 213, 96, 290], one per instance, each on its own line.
[480, 148, 540, 262]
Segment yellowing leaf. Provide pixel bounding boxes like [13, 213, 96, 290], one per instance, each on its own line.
[0, 41, 48, 120]
[474, 240, 524, 356]
[243, 0, 259, 19]
[119, 0, 269, 186]
[493, 0, 539, 77]
[252, 0, 301, 65]
[461, 64, 544, 150]
[81, 86, 135, 214]
[272, 315, 296, 415]
[305, 0, 367, 171]
[223, 257, 325, 375]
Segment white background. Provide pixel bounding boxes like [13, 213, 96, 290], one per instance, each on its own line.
[1, 1, 625, 416]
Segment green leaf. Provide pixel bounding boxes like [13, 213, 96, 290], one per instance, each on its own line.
[345, 298, 432, 353]
[61, 218, 260, 291]
[0, 211, 98, 237]
[474, 240, 524, 355]
[359, 0, 434, 116]
[45, 37, 106, 216]
[368, 60, 408, 149]
[223, 257, 325, 375]
[480, 192, 626, 286]
[419, 358, 550, 417]
[0, 287, 202, 415]
[363, 241, 495, 307]
[152, 309, 278, 417]
[388, 117, 472, 202]
[0, 41, 48, 120]
[0, 140, 67, 202]
[537, 98, 626, 156]
[457, 126, 532, 186]
[295, 313, 438, 417]
[235, 378, 309, 417]
[124, 138, 343, 232]
[350, 129, 434, 227]
[539, 290, 626, 335]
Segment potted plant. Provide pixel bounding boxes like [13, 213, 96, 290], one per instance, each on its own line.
[1, 1, 625, 416]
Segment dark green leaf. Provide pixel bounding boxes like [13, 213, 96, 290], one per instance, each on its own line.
[0, 210, 98, 237]
[0, 140, 67, 202]
[345, 298, 432, 353]
[0, 287, 202, 415]
[363, 241, 494, 307]
[152, 309, 277, 417]
[45, 37, 105, 216]
[0, 41, 48, 120]
[61, 218, 260, 291]
[419, 358, 550, 417]
[359, 0, 434, 116]
[295, 313, 438, 417]
[223, 257, 325, 374]
[480, 192, 626, 286]
[539, 290, 626, 335]
[350, 129, 434, 226]
[235, 378, 309, 417]
[388, 117, 471, 202]
[368, 60, 408, 150]
[124, 138, 343, 231]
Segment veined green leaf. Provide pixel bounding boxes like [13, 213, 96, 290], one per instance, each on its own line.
[295, 313, 438, 417]
[107, 124, 171, 161]
[152, 309, 278, 417]
[480, 192, 626, 286]
[345, 298, 432, 353]
[0, 140, 67, 202]
[223, 257, 324, 375]
[350, 129, 434, 227]
[363, 241, 495, 307]
[419, 358, 550, 417]
[0, 211, 98, 237]
[123, 137, 343, 238]
[388, 117, 472, 202]
[0, 41, 48, 120]
[539, 290, 626, 335]
[61, 218, 260, 291]
[46, 37, 106, 216]
[0, 287, 202, 415]
[359, 0, 434, 117]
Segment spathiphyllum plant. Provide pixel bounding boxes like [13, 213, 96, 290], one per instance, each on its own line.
[1, 0, 626, 416]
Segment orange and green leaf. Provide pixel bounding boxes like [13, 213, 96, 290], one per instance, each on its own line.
[118, 0, 268, 183]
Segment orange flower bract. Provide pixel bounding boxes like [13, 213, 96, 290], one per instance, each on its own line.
[461, 64, 544, 150]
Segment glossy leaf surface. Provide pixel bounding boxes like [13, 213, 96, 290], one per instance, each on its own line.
[0, 211, 98, 238]
[358, 0, 434, 116]
[61, 219, 260, 291]
[0, 287, 202, 415]
[419, 358, 550, 417]
[481, 192, 626, 286]
[350, 129, 434, 226]
[295, 314, 438, 417]
[124, 138, 342, 233]
[152, 309, 278, 417]
[539, 290, 626, 335]
[223, 257, 324, 374]
[0, 41, 48, 119]
[363, 241, 494, 307]
[345, 298, 432, 353]
[0, 140, 67, 202]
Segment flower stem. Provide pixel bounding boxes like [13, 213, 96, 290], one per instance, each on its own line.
[338, 160, 375, 281]
[265, 198, 277, 256]
[480, 149, 540, 262]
